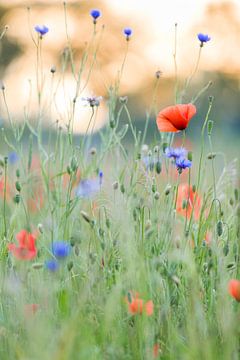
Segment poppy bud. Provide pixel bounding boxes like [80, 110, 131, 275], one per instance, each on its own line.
[67, 165, 71, 175]
[154, 192, 160, 200]
[16, 169, 20, 178]
[99, 228, 104, 237]
[106, 218, 110, 229]
[155, 161, 162, 174]
[133, 208, 137, 221]
[172, 275, 180, 286]
[0, 80, 6, 91]
[192, 184, 196, 193]
[120, 184, 125, 194]
[207, 152, 216, 159]
[74, 245, 80, 256]
[217, 220, 223, 237]
[207, 120, 214, 135]
[155, 70, 162, 79]
[70, 237, 76, 247]
[229, 198, 234, 206]
[145, 219, 151, 230]
[90, 147, 97, 156]
[119, 96, 128, 104]
[15, 181, 21, 192]
[67, 261, 73, 271]
[80, 210, 91, 223]
[0, 157, 4, 167]
[112, 181, 119, 190]
[110, 120, 115, 129]
[187, 151, 193, 161]
[70, 157, 78, 172]
[38, 223, 43, 234]
[223, 243, 229, 256]
[152, 184, 157, 193]
[165, 185, 171, 195]
[50, 65, 56, 73]
[14, 194, 20, 204]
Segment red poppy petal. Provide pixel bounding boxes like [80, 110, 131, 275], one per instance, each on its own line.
[156, 114, 179, 132]
[16, 230, 28, 246]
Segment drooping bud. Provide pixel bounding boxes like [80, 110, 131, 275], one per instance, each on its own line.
[217, 220, 223, 237]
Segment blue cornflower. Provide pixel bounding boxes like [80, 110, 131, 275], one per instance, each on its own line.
[165, 147, 187, 160]
[52, 241, 70, 258]
[99, 171, 103, 185]
[90, 9, 101, 22]
[76, 177, 101, 198]
[175, 157, 192, 173]
[34, 25, 49, 36]
[197, 33, 211, 46]
[8, 152, 19, 164]
[45, 259, 59, 272]
[123, 28, 133, 40]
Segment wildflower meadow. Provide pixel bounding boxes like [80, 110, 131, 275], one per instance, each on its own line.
[0, 3, 239, 360]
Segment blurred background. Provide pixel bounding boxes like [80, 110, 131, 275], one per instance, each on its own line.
[0, 0, 239, 153]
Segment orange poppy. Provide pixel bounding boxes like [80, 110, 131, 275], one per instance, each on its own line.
[228, 279, 240, 302]
[156, 103, 197, 132]
[176, 184, 201, 220]
[126, 292, 154, 316]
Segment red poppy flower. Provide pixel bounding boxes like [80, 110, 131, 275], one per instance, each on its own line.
[8, 230, 37, 260]
[126, 292, 154, 316]
[176, 184, 201, 220]
[153, 343, 160, 358]
[156, 103, 197, 132]
[228, 279, 240, 302]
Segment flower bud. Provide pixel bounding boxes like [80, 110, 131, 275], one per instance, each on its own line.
[119, 96, 128, 104]
[74, 245, 80, 256]
[15, 181, 21, 192]
[90, 147, 97, 156]
[165, 185, 171, 196]
[145, 219, 152, 230]
[155, 161, 162, 174]
[80, 210, 91, 223]
[223, 243, 229, 256]
[14, 194, 20, 204]
[154, 192, 160, 200]
[112, 181, 119, 190]
[234, 188, 238, 201]
[155, 70, 162, 79]
[67, 261, 73, 271]
[37, 223, 43, 234]
[217, 220, 223, 237]
[207, 152, 216, 159]
[50, 65, 56, 74]
[187, 151, 193, 161]
[120, 184, 125, 194]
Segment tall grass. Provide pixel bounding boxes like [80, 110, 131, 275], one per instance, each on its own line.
[0, 4, 239, 360]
